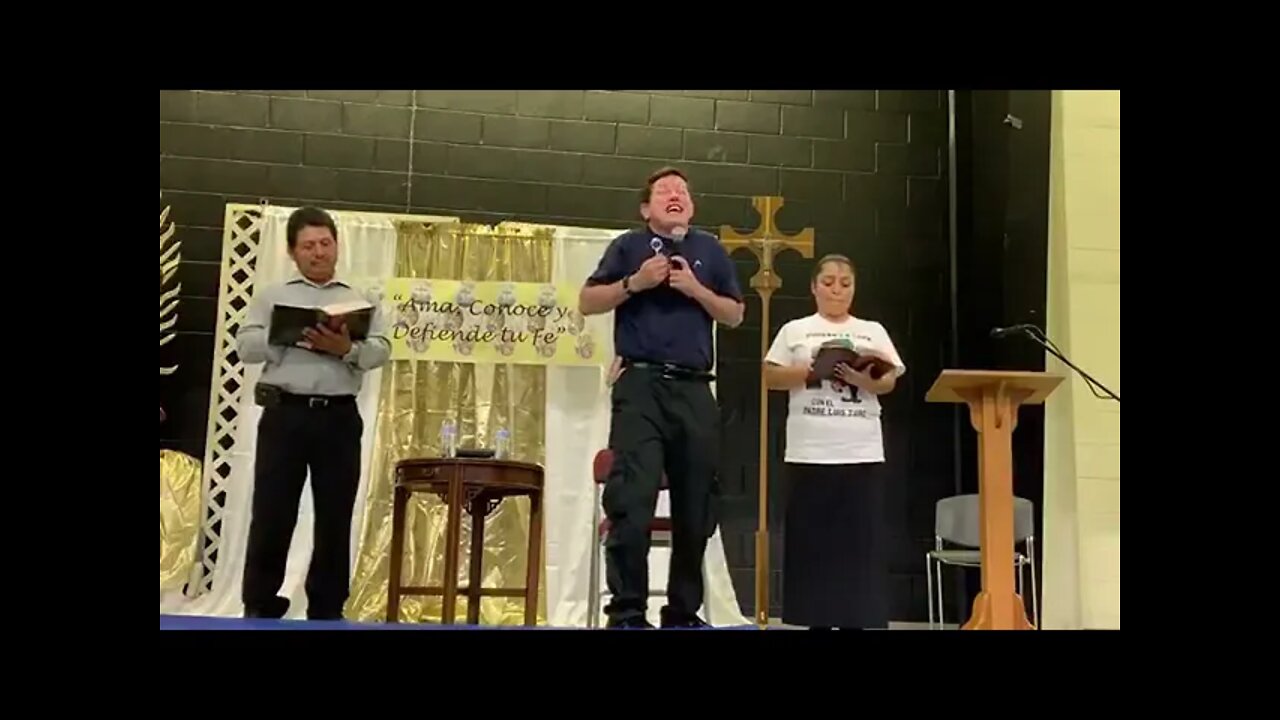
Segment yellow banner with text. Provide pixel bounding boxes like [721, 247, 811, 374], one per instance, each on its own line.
[384, 278, 607, 366]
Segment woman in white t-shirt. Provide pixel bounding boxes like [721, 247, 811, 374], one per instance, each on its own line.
[763, 254, 905, 630]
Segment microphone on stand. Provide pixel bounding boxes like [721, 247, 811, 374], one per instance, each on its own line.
[989, 324, 1039, 339]
[990, 324, 1120, 403]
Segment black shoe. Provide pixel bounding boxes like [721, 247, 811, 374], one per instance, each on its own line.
[307, 611, 345, 621]
[605, 615, 655, 629]
[660, 607, 711, 629]
[244, 595, 290, 619]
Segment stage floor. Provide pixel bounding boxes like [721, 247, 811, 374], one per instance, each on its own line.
[159, 614, 757, 631]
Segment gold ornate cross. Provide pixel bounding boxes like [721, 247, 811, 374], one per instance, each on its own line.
[720, 196, 815, 628]
[721, 196, 815, 297]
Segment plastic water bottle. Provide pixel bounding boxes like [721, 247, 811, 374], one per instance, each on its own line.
[440, 416, 458, 458]
[495, 427, 511, 460]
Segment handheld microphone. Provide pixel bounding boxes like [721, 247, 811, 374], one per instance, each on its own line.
[651, 227, 687, 253]
[668, 226, 687, 260]
[652, 226, 688, 272]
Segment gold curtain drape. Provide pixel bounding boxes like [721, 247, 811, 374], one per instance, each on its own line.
[160, 449, 203, 591]
[344, 221, 552, 624]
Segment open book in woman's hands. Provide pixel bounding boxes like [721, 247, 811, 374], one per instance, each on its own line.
[807, 339, 896, 384]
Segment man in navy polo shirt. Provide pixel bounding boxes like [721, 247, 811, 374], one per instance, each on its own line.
[579, 166, 744, 629]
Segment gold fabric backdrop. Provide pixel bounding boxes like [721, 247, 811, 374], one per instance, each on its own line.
[344, 221, 552, 624]
[160, 449, 203, 591]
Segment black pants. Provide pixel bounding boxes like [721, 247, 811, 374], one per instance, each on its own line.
[603, 366, 720, 623]
[242, 402, 362, 620]
[783, 462, 888, 630]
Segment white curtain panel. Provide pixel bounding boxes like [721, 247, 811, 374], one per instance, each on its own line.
[544, 227, 748, 627]
[161, 207, 397, 618]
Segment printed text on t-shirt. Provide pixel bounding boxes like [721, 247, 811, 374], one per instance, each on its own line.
[802, 397, 869, 418]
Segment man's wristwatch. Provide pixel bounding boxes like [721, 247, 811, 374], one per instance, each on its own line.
[621, 275, 634, 295]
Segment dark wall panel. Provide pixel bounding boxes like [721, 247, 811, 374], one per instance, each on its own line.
[950, 90, 1053, 623]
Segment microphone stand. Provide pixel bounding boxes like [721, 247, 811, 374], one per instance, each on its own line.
[1015, 327, 1120, 403]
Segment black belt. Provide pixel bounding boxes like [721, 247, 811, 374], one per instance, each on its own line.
[623, 360, 715, 382]
[279, 392, 357, 409]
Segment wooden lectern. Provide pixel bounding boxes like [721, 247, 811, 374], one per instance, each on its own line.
[926, 370, 1064, 630]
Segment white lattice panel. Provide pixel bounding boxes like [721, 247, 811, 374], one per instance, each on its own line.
[191, 205, 265, 595]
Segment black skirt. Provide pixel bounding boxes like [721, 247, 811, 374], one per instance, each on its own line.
[782, 462, 889, 629]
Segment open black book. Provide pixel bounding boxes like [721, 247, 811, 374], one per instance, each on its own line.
[806, 339, 896, 386]
[268, 300, 373, 346]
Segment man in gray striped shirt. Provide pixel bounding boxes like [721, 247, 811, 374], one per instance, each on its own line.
[236, 206, 390, 621]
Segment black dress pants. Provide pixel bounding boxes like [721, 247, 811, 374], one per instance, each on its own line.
[602, 366, 720, 624]
[242, 401, 362, 620]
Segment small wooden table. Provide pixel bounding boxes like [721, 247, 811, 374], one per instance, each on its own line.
[387, 457, 544, 626]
